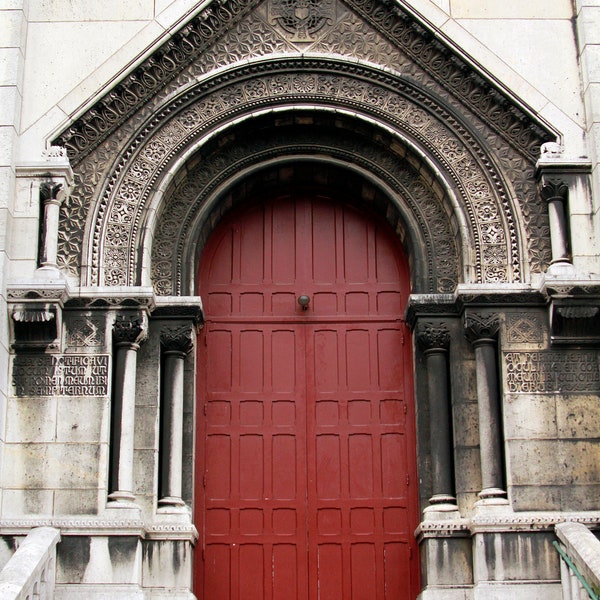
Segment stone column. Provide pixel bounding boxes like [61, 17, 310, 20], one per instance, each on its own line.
[465, 312, 508, 507]
[539, 174, 571, 265]
[417, 322, 458, 515]
[158, 324, 194, 510]
[38, 182, 66, 270]
[108, 313, 147, 505]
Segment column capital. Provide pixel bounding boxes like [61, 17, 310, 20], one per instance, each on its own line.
[416, 321, 450, 351]
[40, 181, 67, 205]
[538, 174, 569, 203]
[160, 324, 194, 355]
[113, 313, 147, 347]
[464, 312, 500, 344]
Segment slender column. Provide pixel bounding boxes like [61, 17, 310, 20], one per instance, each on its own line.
[416, 322, 457, 513]
[39, 182, 66, 269]
[158, 325, 194, 509]
[108, 313, 147, 505]
[539, 175, 570, 265]
[465, 312, 507, 505]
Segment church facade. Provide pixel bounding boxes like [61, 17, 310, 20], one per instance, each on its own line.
[0, 1, 599, 598]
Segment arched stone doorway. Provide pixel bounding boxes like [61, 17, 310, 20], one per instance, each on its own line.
[195, 190, 420, 599]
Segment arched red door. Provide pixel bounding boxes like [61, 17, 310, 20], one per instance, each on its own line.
[195, 194, 420, 599]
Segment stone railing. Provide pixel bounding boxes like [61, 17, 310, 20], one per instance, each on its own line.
[0, 527, 61, 600]
[555, 522, 600, 600]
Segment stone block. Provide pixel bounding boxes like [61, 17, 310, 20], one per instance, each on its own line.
[454, 446, 481, 496]
[510, 485, 561, 511]
[7, 217, 39, 260]
[29, 0, 152, 20]
[133, 405, 158, 450]
[506, 440, 565, 486]
[56, 396, 108, 443]
[560, 483, 600, 511]
[53, 488, 99, 515]
[453, 401, 479, 447]
[133, 448, 157, 496]
[2, 442, 100, 489]
[0, 9, 26, 48]
[450, 0, 572, 18]
[472, 582, 562, 600]
[142, 539, 193, 589]
[57, 535, 142, 585]
[559, 439, 600, 485]
[473, 531, 560, 582]
[1, 488, 54, 516]
[581, 43, 600, 87]
[0, 126, 16, 165]
[556, 394, 600, 438]
[6, 395, 57, 443]
[420, 535, 473, 587]
[503, 394, 557, 439]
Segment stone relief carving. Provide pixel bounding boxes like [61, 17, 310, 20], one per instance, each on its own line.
[269, 0, 334, 42]
[416, 322, 451, 351]
[66, 317, 104, 347]
[54, 0, 553, 290]
[505, 314, 543, 344]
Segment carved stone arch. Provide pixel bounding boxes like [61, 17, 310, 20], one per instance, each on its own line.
[147, 109, 468, 295]
[57, 58, 550, 293]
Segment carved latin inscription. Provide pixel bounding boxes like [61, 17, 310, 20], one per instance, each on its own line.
[504, 351, 600, 394]
[12, 354, 109, 397]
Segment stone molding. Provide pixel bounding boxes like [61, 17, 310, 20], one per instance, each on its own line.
[415, 513, 600, 540]
[0, 520, 198, 542]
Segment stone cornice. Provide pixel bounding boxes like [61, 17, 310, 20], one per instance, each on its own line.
[415, 512, 600, 541]
[0, 519, 198, 542]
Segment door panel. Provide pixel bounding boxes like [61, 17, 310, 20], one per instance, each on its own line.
[196, 195, 418, 599]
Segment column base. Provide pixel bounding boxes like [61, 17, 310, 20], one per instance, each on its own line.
[474, 488, 510, 513]
[157, 496, 189, 514]
[424, 495, 460, 520]
[107, 490, 137, 508]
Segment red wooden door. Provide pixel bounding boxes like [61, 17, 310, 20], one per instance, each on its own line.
[195, 195, 419, 599]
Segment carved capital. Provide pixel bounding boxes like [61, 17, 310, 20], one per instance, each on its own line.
[416, 322, 450, 351]
[464, 312, 500, 343]
[40, 182, 66, 205]
[160, 325, 194, 355]
[113, 314, 147, 346]
[538, 175, 568, 203]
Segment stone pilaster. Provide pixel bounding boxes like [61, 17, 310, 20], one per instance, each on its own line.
[417, 321, 458, 517]
[108, 313, 147, 506]
[464, 312, 508, 509]
[158, 324, 194, 511]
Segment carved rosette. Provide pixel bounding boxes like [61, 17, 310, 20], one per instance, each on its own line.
[160, 325, 195, 356]
[416, 322, 450, 352]
[464, 313, 500, 344]
[113, 314, 147, 347]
